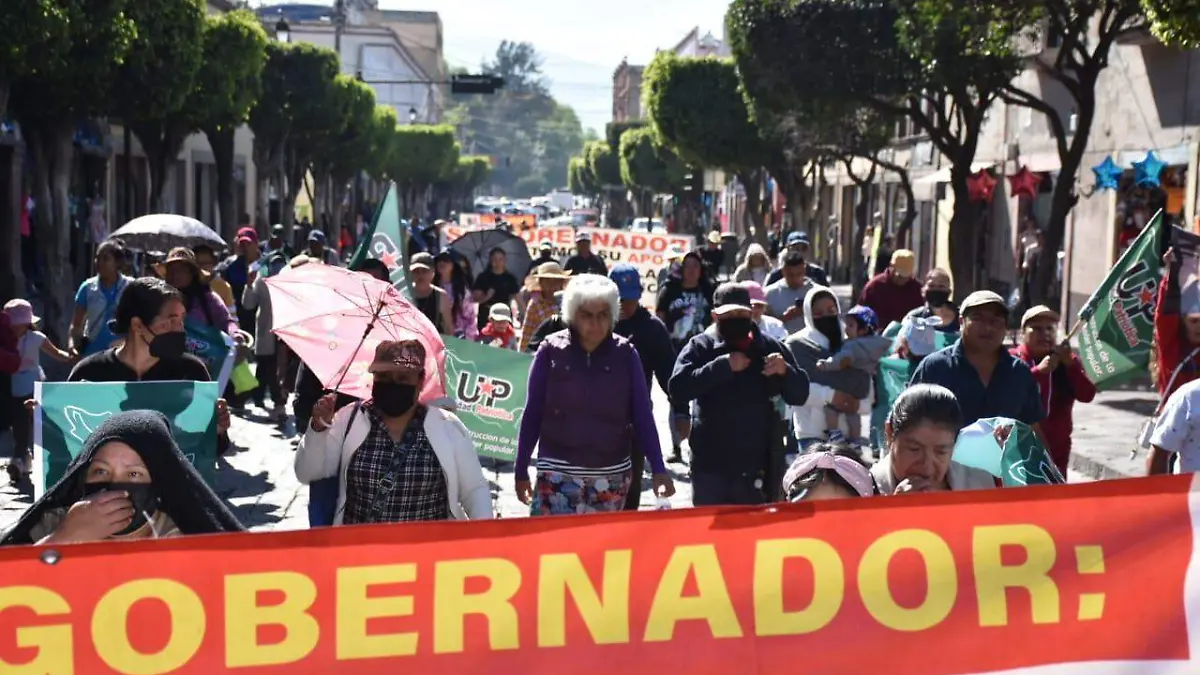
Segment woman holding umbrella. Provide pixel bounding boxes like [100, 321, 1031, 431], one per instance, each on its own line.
[295, 340, 492, 523]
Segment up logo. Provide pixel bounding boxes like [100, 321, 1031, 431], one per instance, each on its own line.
[456, 372, 512, 407]
[370, 232, 401, 269]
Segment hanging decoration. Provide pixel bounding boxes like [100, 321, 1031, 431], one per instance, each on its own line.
[1091, 156, 1123, 192]
[1007, 166, 1043, 199]
[967, 169, 997, 202]
[1133, 151, 1166, 188]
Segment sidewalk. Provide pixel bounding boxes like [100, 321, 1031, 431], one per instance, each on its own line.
[1069, 389, 1154, 479]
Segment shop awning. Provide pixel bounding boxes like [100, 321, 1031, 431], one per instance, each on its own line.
[913, 162, 998, 184]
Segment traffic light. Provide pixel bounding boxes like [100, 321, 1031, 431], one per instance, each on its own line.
[451, 74, 505, 95]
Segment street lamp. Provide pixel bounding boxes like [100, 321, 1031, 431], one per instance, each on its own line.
[275, 16, 290, 43]
[408, 107, 418, 123]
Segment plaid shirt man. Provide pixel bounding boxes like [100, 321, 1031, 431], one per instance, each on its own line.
[519, 292, 557, 352]
[342, 405, 451, 523]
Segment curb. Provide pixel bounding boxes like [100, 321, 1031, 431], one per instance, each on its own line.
[1069, 448, 1138, 481]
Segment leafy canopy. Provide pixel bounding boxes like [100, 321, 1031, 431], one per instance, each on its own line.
[191, 9, 268, 134]
[618, 127, 687, 194]
[390, 124, 460, 186]
[1142, 0, 1200, 47]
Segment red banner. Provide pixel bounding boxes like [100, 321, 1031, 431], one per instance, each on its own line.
[3, 477, 1193, 674]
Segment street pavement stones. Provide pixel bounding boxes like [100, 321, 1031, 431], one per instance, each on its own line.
[0, 360, 1142, 536]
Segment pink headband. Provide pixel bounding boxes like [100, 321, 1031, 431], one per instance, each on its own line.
[783, 452, 875, 500]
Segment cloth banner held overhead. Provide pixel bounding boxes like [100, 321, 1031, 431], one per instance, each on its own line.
[1076, 211, 1163, 389]
[442, 224, 693, 306]
[444, 336, 531, 461]
[0, 477, 1197, 673]
[33, 381, 220, 496]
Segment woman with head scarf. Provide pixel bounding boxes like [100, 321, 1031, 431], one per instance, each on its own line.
[515, 274, 676, 515]
[1, 410, 244, 545]
[782, 442, 876, 501]
[734, 243, 772, 285]
[871, 384, 997, 493]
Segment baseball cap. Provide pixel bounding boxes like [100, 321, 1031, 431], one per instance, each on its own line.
[707, 230, 722, 244]
[609, 263, 642, 301]
[271, 224, 285, 236]
[308, 230, 326, 244]
[575, 231, 591, 242]
[236, 235, 255, 246]
[489, 304, 513, 323]
[409, 252, 434, 271]
[846, 305, 879, 333]
[786, 231, 809, 246]
[539, 240, 553, 251]
[712, 282, 752, 317]
[236, 226, 258, 242]
[960, 290, 1008, 316]
[890, 249, 915, 276]
[1021, 304, 1060, 327]
[743, 281, 767, 305]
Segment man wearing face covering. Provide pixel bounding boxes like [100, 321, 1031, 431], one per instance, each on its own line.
[670, 282, 809, 506]
[1, 410, 244, 545]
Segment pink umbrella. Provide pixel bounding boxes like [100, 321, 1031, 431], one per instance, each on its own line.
[264, 264, 446, 402]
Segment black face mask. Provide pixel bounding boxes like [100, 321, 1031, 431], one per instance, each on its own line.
[83, 481, 159, 536]
[372, 380, 418, 417]
[146, 329, 187, 360]
[813, 315, 844, 351]
[925, 290, 951, 307]
[718, 317, 755, 345]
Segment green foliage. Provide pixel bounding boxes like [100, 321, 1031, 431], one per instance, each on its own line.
[585, 141, 621, 189]
[249, 41, 340, 179]
[448, 41, 584, 197]
[312, 75, 378, 181]
[642, 54, 765, 172]
[463, 156, 492, 192]
[605, 120, 647, 150]
[568, 156, 595, 195]
[0, 0, 69, 115]
[389, 124, 460, 187]
[618, 127, 687, 194]
[1142, 0, 1200, 46]
[113, 0, 205, 124]
[191, 9, 268, 134]
[10, 0, 136, 123]
[364, 106, 400, 180]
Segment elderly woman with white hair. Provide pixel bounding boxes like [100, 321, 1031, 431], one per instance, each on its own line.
[515, 274, 675, 515]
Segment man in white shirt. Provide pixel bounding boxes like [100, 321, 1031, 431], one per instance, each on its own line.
[744, 281, 787, 342]
[1149, 378, 1200, 474]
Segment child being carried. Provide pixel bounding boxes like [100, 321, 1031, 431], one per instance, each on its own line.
[816, 305, 891, 443]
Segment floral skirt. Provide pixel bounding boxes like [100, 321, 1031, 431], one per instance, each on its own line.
[531, 470, 632, 516]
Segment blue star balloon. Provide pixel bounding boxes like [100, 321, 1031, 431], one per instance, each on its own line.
[1091, 155, 1123, 191]
[1133, 151, 1166, 188]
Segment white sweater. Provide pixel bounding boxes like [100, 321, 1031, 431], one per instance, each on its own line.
[294, 404, 494, 524]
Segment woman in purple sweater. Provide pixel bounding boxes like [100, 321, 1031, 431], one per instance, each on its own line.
[515, 274, 676, 515]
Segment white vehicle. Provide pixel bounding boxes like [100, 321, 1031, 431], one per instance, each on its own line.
[546, 189, 573, 212]
[630, 217, 665, 233]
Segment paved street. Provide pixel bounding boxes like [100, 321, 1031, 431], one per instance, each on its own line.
[0, 374, 1123, 534]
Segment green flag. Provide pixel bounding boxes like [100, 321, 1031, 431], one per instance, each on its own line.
[34, 381, 220, 495]
[1076, 211, 1164, 389]
[349, 181, 409, 296]
[443, 337, 532, 461]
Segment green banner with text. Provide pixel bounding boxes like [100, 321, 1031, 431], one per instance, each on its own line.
[443, 337, 531, 461]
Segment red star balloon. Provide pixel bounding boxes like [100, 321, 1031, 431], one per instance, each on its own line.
[1007, 166, 1043, 199]
[967, 170, 997, 202]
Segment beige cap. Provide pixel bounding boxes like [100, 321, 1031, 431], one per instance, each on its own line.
[960, 290, 1008, 315]
[1021, 304, 1060, 327]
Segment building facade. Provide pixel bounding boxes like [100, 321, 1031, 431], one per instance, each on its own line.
[612, 59, 645, 123]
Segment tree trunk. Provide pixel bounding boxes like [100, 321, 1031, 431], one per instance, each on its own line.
[947, 166, 981, 300]
[204, 126, 239, 241]
[282, 153, 304, 234]
[253, 136, 285, 228]
[132, 123, 187, 213]
[738, 170, 768, 247]
[24, 120, 75, 343]
[0, 145, 23, 303]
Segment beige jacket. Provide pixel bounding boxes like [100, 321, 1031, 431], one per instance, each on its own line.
[870, 453, 998, 494]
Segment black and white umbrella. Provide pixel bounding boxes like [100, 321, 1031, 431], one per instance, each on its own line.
[109, 214, 226, 253]
[449, 228, 532, 281]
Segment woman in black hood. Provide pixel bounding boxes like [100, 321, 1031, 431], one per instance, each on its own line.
[1, 410, 243, 545]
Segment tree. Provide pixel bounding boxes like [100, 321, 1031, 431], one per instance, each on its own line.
[363, 106, 400, 182]
[618, 127, 687, 217]
[389, 125, 459, 218]
[309, 75, 377, 240]
[568, 156, 597, 198]
[249, 42, 340, 231]
[995, 0, 1143, 304]
[190, 9, 267, 238]
[116, 0, 206, 213]
[10, 0, 134, 339]
[0, 1, 68, 120]
[1143, 0, 1200, 46]
[729, 0, 1033, 296]
[585, 140, 628, 225]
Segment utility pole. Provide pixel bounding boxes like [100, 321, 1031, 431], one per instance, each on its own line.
[334, 0, 345, 61]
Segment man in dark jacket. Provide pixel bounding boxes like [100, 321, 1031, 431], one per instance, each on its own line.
[670, 282, 810, 506]
[564, 231, 607, 275]
[611, 264, 677, 509]
[765, 231, 829, 287]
